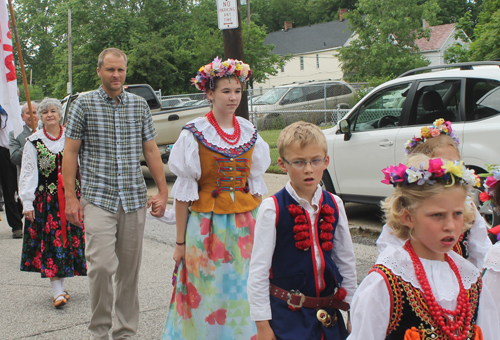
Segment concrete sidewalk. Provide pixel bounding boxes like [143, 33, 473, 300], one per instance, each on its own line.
[0, 173, 290, 340]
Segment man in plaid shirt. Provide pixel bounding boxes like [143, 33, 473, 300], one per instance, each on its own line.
[63, 48, 168, 340]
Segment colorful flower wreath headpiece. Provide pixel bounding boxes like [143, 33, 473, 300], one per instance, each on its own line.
[191, 57, 252, 92]
[404, 119, 460, 155]
[381, 158, 480, 189]
[479, 164, 500, 211]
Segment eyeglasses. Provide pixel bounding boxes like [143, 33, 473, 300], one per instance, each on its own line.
[282, 157, 327, 169]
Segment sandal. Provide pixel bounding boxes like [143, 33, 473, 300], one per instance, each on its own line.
[64, 290, 70, 300]
[53, 294, 67, 308]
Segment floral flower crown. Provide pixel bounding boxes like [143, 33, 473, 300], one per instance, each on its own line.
[479, 164, 500, 212]
[382, 158, 480, 189]
[404, 119, 460, 155]
[191, 57, 252, 92]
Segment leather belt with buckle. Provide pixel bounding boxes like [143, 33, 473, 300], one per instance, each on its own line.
[269, 284, 350, 311]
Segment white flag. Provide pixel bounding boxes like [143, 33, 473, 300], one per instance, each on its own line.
[0, 0, 23, 138]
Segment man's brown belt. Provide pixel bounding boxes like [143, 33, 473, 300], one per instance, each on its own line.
[269, 284, 350, 311]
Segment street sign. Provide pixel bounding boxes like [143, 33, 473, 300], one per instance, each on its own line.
[217, 0, 238, 30]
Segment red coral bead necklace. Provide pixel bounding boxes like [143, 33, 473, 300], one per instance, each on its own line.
[206, 111, 240, 145]
[43, 124, 63, 141]
[404, 240, 472, 340]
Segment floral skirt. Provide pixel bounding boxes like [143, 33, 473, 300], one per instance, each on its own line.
[162, 210, 258, 340]
[20, 191, 87, 278]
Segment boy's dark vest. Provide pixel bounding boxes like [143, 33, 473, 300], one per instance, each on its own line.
[268, 188, 347, 340]
[370, 264, 481, 340]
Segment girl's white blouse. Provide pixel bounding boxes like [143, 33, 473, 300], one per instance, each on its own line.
[168, 116, 270, 202]
[483, 242, 500, 324]
[376, 201, 492, 269]
[347, 245, 500, 340]
[18, 129, 65, 213]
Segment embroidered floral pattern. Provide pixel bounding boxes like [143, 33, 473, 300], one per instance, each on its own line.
[163, 210, 257, 339]
[36, 141, 57, 177]
[183, 123, 257, 158]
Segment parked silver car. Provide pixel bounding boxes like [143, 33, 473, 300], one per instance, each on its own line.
[253, 81, 354, 129]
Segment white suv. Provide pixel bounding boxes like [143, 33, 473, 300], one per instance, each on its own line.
[322, 61, 500, 224]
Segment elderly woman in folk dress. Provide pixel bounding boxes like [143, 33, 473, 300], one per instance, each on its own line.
[19, 98, 86, 308]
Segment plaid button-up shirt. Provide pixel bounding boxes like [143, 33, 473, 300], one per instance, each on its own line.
[65, 86, 157, 213]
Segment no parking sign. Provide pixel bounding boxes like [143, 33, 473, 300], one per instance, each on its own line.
[217, 0, 238, 29]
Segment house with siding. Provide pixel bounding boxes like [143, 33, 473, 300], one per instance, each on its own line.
[262, 16, 468, 86]
[415, 22, 469, 66]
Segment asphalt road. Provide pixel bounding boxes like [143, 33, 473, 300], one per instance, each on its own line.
[0, 173, 382, 339]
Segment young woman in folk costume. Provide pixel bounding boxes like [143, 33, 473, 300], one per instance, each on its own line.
[377, 119, 492, 269]
[348, 154, 499, 340]
[162, 58, 271, 339]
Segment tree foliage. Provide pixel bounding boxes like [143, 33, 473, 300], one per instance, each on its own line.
[338, 0, 439, 82]
[12, 0, 286, 98]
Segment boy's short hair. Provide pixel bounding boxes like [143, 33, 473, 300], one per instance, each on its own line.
[277, 121, 327, 158]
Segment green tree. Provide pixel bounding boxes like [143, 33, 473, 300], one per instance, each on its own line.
[18, 85, 45, 102]
[338, 0, 438, 82]
[468, 0, 500, 61]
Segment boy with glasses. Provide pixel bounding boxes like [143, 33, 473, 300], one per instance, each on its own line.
[248, 121, 357, 340]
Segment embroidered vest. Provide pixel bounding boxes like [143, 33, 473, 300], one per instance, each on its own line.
[453, 229, 471, 260]
[268, 188, 347, 340]
[370, 264, 480, 340]
[31, 138, 62, 196]
[184, 123, 260, 214]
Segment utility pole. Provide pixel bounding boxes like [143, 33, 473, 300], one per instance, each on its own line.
[67, 8, 72, 95]
[221, 0, 248, 119]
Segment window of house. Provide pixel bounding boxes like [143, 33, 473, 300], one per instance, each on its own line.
[281, 64, 285, 73]
[316, 54, 320, 69]
[300, 56, 304, 71]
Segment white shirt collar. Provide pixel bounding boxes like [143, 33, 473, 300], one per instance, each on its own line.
[285, 180, 323, 211]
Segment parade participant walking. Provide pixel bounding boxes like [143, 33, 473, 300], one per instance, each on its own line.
[348, 155, 499, 339]
[63, 48, 168, 340]
[248, 122, 357, 340]
[9, 101, 39, 173]
[162, 57, 270, 339]
[0, 104, 23, 238]
[377, 119, 491, 269]
[18, 98, 86, 308]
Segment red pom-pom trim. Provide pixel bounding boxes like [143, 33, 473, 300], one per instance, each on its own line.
[320, 233, 333, 241]
[323, 215, 336, 223]
[296, 240, 311, 250]
[321, 204, 335, 215]
[294, 231, 309, 241]
[318, 204, 336, 252]
[295, 215, 307, 224]
[287, 204, 303, 217]
[288, 204, 311, 251]
[333, 287, 347, 301]
[319, 222, 333, 232]
[293, 224, 309, 233]
[321, 242, 333, 251]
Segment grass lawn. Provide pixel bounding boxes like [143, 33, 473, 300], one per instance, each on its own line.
[259, 125, 334, 174]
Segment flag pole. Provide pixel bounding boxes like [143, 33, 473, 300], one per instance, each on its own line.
[7, 0, 36, 132]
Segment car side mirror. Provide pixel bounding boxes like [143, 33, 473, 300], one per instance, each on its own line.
[339, 119, 352, 141]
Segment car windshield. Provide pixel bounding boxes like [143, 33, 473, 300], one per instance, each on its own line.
[254, 88, 288, 104]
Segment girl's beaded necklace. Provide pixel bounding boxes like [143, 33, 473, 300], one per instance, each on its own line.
[206, 111, 240, 145]
[404, 240, 472, 340]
